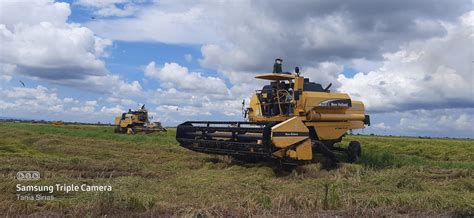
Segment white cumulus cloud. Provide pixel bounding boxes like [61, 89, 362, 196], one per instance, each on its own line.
[0, 0, 140, 95]
[338, 11, 474, 112]
[144, 61, 229, 94]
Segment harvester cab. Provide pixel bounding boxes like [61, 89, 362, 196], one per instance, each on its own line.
[115, 105, 167, 134]
[176, 69, 370, 165]
[249, 73, 301, 120]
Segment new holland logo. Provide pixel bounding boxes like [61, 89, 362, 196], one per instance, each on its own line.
[319, 99, 352, 107]
[273, 132, 309, 137]
[330, 102, 349, 107]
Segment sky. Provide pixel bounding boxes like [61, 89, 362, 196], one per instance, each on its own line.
[0, 0, 472, 138]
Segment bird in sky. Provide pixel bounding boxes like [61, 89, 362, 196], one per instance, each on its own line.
[19, 80, 25, 87]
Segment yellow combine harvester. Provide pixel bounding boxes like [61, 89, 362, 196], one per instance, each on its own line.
[114, 105, 166, 134]
[176, 70, 370, 165]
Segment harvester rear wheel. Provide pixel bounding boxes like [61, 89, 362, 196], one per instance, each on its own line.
[347, 141, 361, 163]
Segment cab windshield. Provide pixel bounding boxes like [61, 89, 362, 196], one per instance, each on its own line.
[256, 79, 294, 116]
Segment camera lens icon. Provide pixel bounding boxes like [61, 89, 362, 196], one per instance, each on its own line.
[16, 171, 40, 181]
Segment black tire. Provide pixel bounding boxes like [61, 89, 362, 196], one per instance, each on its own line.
[119, 127, 127, 134]
[347, 141, 361, 163]
[313, 141, 338, 168]
[279, 163, 298, 172]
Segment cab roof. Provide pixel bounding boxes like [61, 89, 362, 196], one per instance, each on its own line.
[254, 73, 297, 80]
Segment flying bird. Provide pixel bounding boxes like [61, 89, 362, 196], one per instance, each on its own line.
[19, 80, 25, 87]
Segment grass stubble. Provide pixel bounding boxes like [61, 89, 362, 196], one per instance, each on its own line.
[0, 122, 472, 216]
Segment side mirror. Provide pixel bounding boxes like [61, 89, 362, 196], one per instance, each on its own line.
[295, 67, 300, 76]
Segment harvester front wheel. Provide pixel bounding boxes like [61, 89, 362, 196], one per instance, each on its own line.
[313, 141, 338, 168]
[115, 126, 127, 134]
[347, 141, 361, 163]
